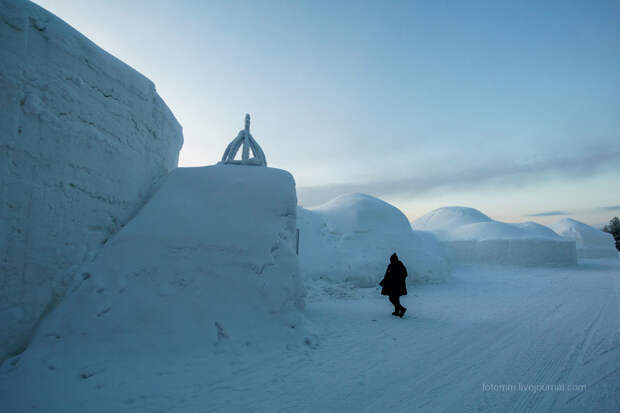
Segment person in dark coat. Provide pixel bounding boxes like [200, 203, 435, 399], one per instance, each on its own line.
[379, 253, 408, 317]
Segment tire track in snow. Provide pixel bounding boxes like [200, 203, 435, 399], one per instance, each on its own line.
[511, 296, 608, 413]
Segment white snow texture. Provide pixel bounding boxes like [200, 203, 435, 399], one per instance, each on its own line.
[550, 218, 618, 258]
[298, 193, 450, 287]
[0, 165, 306, 412]
[0, 0, 183, 361]
[413, 206, 577, 266]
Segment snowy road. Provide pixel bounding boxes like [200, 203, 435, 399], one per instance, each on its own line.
[201, 259, 620, 412]
[3, 259, 619, 412]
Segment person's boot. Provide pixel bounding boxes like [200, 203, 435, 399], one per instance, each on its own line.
[392, 311, 399, 316]
[399, 307, 407, 318]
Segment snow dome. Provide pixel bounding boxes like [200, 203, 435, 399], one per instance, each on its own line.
[550, 218, 618, 258]
[298, 193, 450, 286]
[220, 114, 267, 166]
[413, 207, 577, 266]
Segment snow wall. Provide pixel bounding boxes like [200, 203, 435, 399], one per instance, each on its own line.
[413, 207, 577, 266]
[0, 165, 307, 411]
[0, 0, 184, 361]
[298, 193, 450, 287]
[550, 218, 618, 259]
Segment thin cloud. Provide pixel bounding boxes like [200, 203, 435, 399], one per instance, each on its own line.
[526, 211, 570, 217]
[596, 205, 620, 212]
[298, 145, 620, 207]
[524, 205, 620, 219]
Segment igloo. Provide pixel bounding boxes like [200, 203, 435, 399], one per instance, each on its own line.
[220, 114, 267, 166]
[550, 218, 618, 259]
[412, 207, 577, 266]
[297, 193, 450, 286]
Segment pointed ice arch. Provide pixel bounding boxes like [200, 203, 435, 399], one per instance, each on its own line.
[221, 114, 267, 166]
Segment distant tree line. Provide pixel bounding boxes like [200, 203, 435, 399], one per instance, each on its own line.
[603, 217, 620, 251]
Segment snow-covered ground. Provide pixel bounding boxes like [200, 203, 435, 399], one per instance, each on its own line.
[2, 258, 618, 412]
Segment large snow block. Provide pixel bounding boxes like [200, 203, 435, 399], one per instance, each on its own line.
[438, 240, 477, 263]
[0, 0, 183, 361]
[0, 165, 306, 411]
[477, 239, 511, 264]
[508, 239, 577, 266]
[298, 193, 450, 286]
[439, 239, 577, 266]
[550, 218, 618, 259]
[0, 165, 305, 410]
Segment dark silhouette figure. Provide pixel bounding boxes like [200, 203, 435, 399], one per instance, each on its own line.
[379, 253, 408, 317]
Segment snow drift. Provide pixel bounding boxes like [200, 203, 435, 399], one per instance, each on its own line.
[0, 0, 183, 361]
[550, 218, 618, 259]
[298, 193, 450, 286]
[0, 165, 307, 411]
[413, 207, 577, 266]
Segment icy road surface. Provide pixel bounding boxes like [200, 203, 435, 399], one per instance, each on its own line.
[3, 259, 619, 412]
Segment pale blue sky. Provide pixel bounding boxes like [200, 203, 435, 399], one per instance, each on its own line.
[36, 0, 620, 226]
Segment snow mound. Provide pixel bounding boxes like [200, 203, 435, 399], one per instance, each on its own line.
[0, 0, 183, 361]
[413, 207, 576, 266]
[1, 165, 307, 411]
[512, 221, 568, 239]
[412, 206, 492, 232]
[313, 193, 413, 234]
[413, 207, 564, 241]
[550, 218, 618, 259]
[298, 193, 450, 286]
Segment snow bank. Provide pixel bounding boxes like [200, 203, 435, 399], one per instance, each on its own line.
[550, 218, 618, 259]
[298, 193, 450, 286]
[0, 165, 306, 411]
[413, 207, 577, 266]
[0, 0, 183, 360]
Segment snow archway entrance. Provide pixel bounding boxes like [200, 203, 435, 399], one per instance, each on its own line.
[221, 114, 267, 166]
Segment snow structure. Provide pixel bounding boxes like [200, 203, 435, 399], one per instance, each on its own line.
[220, 114, 267, 166]
[0, 165, 307, 411]
[412, 207, 577, 266]
[549, 218, 618, 259]
[298, 193, 450, 287]
[0, 0, 183, 362]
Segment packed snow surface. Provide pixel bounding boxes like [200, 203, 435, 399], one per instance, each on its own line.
[298, 193, 450, 286]
[2, 258, 619, 412]
[0, 165, 308, 411]
[0, 0, 183, 361]
[550, 218, 618, 259]
[413, 207, 577, 266]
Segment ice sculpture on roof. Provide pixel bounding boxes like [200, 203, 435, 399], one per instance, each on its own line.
[221, 114, 267, 166]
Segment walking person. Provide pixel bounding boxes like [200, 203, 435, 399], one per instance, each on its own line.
[379, 253, 408, 317]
